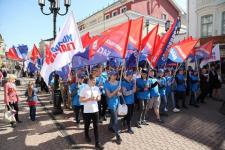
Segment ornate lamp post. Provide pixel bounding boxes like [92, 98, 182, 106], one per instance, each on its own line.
[145, 19, 150, 34]
[38, 0, 71, 39]
[165, 20, 171, 32]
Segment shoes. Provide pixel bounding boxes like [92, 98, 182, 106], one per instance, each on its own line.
[193, 104, 199, 108]
[85, 136, 92, 143]
[200, 101, 206, 104]
[141, 120, 149, 125]
[95, 142, 104, 149]
[99, 119, 103, 123]
[127, 128, 134, 134]
[11, 123, 16, 128]
[157, 119, 164, 123]
[164, 108, 168, 112]
[136, 122, 142, 128]
[173, 108, 180, 113]
[115, 135, 122, 145]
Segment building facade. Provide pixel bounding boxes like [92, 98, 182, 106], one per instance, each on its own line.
[188, 0, 225, 57]
[77, 0, 187, 41]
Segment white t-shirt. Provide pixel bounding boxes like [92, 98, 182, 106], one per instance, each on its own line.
[79, 84, 101, 113]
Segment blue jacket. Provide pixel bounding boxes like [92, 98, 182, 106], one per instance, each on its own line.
[122, 79, 135, 104]
[104, 81, 120, 111]
[96, 72, 108, 95]
[70, 83, 85, 106]
[136, 78, 150, 100]
[175, 74, 186, 92]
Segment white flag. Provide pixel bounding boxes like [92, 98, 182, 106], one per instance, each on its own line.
[200, 44, 220, 68]
[41, 11, 83, 85]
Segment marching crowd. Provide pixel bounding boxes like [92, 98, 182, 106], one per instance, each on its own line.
[1, 62, 224, 149]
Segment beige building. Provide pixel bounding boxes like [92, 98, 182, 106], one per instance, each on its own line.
[77, 0, 187, 42]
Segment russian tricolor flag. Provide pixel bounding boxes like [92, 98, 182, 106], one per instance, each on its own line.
[6, 45, 28, 61]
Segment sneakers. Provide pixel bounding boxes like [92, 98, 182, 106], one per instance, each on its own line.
[141, 120, 149, 125]
[164, 108, 168, 112]
[108, 126, 114, 133]
[115, 135, 122, 145]
[157, 119, 164, 123]
[173, 108, 180, 113]
[136, 122, 142, 128]
[127, 128, 134, 134]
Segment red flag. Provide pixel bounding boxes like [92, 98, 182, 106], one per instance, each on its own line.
[150, 19, 178, 67]
[30, 44, 41, 62]
[93, 20, 131, 59]
[128, 17, 143, 51]
[167, 36, 199, 63]
[141, 24, 159, 54]
[147, 34, 161, 65]
[195, 40, 213, 58]
[81, 32, 91, 48]
[6, 47, 22, 61]
[45, 45, 54, 64]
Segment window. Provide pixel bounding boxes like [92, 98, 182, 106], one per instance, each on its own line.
[112, 10, 118, 17]
[120, 6, 127, 13]
[201, 15, 213, 37]
[222, 11, 225, 35]
[161, 14, 167, 20]
[79, 25, 85, 31]
[105, 14, 110, 20]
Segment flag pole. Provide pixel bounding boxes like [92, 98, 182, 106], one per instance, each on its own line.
[119, 59, 125, 87]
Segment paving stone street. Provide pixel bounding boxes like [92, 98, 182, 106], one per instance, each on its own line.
[0, 78, 225, 150]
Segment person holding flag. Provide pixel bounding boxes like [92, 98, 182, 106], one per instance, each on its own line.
[189, 70, 200, 107]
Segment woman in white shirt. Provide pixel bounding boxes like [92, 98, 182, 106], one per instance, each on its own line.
[79, 74, 103, 149]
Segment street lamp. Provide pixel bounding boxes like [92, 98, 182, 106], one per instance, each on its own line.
[165, 20, 171, 32]
[145, 19, 150, 34]
[176, 16, 181, 35]
[38, 0, 71, 39]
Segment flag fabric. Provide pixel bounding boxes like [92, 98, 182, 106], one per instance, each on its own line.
[151, 19, 179, 67]
[96, 20, 131, 59]
[41, 11, 83, 85]
[167, 37, 199, 63]
[81, 32, 91, 48]
[195, 40, 213, 59]
[127, 17, 143, 51]
[6, 46, 23, 61]
[24, 59, 38, 74]
[147, 35, 161, 65]
[30, 44, 41, 63]
[55, 65, 71, 81]
[200, 44, 220, 68]
[17, 45, 29, 60]
[140, 24, 159, 61]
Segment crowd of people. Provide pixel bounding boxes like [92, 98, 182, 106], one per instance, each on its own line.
[1, 62, 224, 149]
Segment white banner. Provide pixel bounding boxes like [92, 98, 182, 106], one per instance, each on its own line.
[41, 11, 83, 85]
[200, 44, 220, 68]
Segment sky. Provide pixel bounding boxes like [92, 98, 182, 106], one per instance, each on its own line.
[0, 0, 187, 50]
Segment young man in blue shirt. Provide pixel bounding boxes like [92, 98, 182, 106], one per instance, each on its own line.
[189, 70, 200, 107]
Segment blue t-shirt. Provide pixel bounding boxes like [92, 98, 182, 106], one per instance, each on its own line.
[121, 80, 135, 104]
[96, 72, 108, 95]
[175, 74, 186, 92]
[158, 77, 166, 96]
[70, 83, 85, 106]
[104, 81, 120, 111]
[190, 75, 199, 92]
[149, 77, 160, 97]
[136, 78, 150, 100]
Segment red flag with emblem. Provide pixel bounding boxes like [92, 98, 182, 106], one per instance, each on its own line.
[30, 44, 41, 62]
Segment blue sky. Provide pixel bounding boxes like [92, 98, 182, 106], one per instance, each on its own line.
[0, 0, 186, 50]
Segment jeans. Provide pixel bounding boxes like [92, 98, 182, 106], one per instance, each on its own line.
[30, 106, 36, 121]
[124, 104, 134, 129]
[73, 105, 83, 123]
[167, 92, 176, 109]
[109, 109, 119, 135]
[138, 100, 149, 122]
[83, 112, 99, 144]
[160, 95, 168, 112]
[190, 91, 197, 105]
